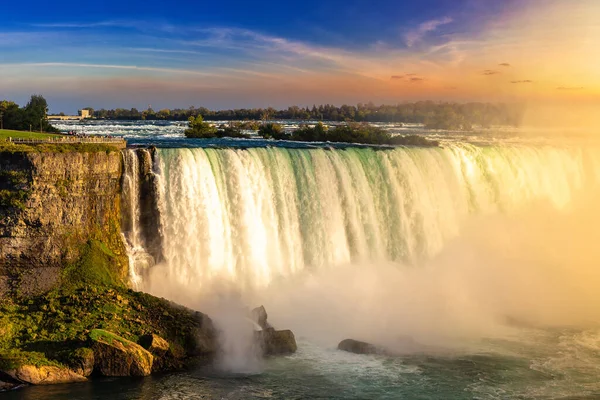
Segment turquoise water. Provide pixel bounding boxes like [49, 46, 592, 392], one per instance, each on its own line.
[6, 334, 600, 399]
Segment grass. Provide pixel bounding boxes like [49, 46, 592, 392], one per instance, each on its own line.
[0, 141, 121, 153]
[0, 129, 61, 140]
[0, 129, 124, 153]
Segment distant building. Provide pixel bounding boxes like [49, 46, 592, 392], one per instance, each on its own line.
[78, 109, 92, 119]
[48, 108, 93, 120]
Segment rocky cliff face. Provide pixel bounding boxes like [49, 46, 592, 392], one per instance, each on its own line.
[0, 150, 128, 296]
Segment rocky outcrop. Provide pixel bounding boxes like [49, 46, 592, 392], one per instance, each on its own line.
[338, 339, 386, 355]
[139, 334, 169, 356]
[4, 365, 86, 385]
[250, 305, 271, 330]
[248, 306, 297, 356]
[0, 150, 128, 296]
[258, 328, 297, 355]
[138, 333, 180, 372]
[90, 329, 153, 377]
[68, 348, 95, 377]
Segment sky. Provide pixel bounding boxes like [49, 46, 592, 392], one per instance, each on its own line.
[1, 0, 599, 113]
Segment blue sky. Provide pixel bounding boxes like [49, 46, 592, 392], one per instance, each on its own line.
[1, 0, 598, 113]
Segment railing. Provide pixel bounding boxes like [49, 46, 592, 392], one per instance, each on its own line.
[5, 137, 126, 145]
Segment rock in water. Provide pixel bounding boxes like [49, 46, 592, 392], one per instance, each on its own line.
[250, 305, 271, 329]
[4, 365, 87, 385]
[338, 339, 384, 355]
[139, 334, 170, 357]
[258, 328, 297, 355]
[90, 329, 153, 376]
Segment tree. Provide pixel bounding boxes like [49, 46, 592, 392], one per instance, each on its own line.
[184, 115, 218, 138]
[259, 123, 286, 140]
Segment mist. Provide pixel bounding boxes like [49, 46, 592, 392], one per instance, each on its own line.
[255, 190, 600, 353]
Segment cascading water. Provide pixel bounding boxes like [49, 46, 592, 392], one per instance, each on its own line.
[127, 143, 600, 298]
[121, 149, 160, 287]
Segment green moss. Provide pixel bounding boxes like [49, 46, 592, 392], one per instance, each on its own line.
[0, 349, 60, 370]
[0, 189, 29, 209]
[89, 329, 130, 347]
[61, 240, 126, 289]
[0, 284, 212, 375]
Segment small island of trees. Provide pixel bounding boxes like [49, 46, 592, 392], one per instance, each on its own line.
[187, 119, 439, 147]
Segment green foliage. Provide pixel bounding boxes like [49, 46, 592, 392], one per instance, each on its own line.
[92, 101, 524, 128]
[184, 115, 218, 138]
[259, 123, 287, 140]
[290, 122, 328, 141]
[389, 134, 439, 146]
[0, 95, 60, 133]
[0, 349, 61, 370]
[61, 240, 125, 289]
[215, 122, 251, 138]
[0, 189, 29, 210]
[257, 122, 438, 146]
[424, 106, 472, 130]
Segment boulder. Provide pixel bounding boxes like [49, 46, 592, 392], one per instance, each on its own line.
[4, 365, 86, 385]
[258, 328, 297, 355]
[139, 333, 178, 372]
[338, 339, 385, 355]
[0, 377, 23, 391]
[90, 329, 153, 376]
[139, 334, 170, 357]
[250, 306, 271, 330]
[68, 348, 95, 377]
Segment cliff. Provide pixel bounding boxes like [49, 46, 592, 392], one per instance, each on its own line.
[0, 150, 128, 297]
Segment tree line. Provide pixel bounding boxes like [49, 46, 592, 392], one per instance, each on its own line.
[185, 117, 439, 147]
[0, 95, 59, 133]
[90, 101, 524, 130]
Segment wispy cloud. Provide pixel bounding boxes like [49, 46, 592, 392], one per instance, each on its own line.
[511, 80, 532, 83]
[0, 62, 221, 77]
[498, 63, 511, 67]
[483, 69, 500, 75]
[404, 17, 453, 47]
[557, 86, 584, 90]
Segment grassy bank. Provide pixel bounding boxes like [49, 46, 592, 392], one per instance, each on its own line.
[0, 130, 124, 153]
[0, 129, 61, 140]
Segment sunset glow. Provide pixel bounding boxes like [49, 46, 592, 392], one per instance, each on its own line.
[1, 0, 599, 113]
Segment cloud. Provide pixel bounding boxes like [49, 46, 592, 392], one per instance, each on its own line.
[390, 75, 403, 80]
[404, 17, 453, 47]
[557, 86, 584, 90]
[409, 77, 424, 82]
[511, 80, 533, 83]
[498, 63, 511, 67]
[483, 69, 500, 75]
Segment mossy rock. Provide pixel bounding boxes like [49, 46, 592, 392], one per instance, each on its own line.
[4, 364, 86, 385]
[257, 328, 297, 356]
[90, 329, 153, 376]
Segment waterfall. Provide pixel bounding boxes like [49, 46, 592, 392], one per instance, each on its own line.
[122, 143, 600, 295]
[121, 148, 161, 287]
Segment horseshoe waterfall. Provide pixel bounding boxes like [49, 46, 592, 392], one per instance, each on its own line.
[121, 144, 600, 300]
